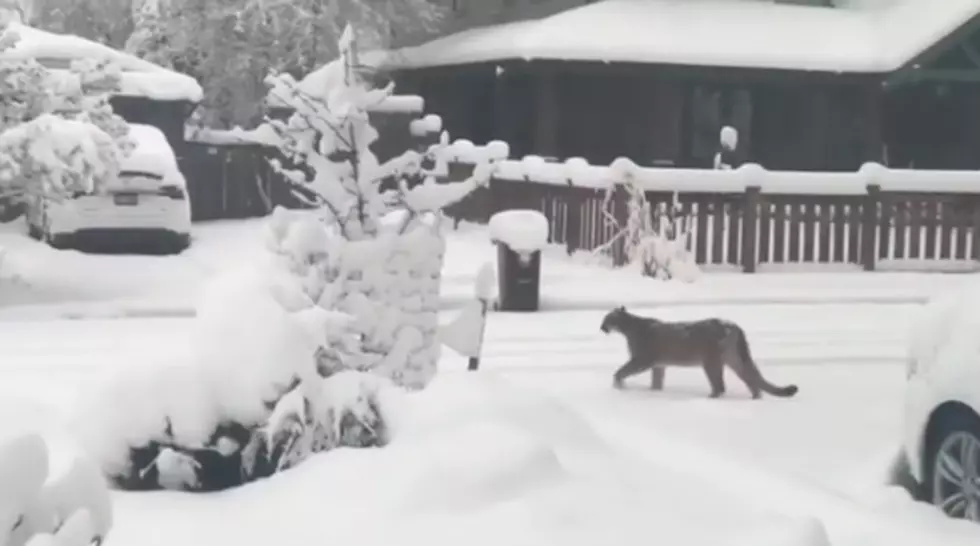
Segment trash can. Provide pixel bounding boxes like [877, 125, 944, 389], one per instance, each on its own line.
[489, 209, 548, 312]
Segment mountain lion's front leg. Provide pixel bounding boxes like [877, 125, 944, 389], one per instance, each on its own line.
[651, 367, 666, 390]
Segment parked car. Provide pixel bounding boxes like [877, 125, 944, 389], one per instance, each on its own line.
[26, 123, 191, 253]
[902, 282, 980, 522]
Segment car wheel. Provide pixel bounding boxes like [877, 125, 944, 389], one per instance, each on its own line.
[926, 410, 980, 522]
[46, 233, 71, 250]
[26, 221, 41, 240]
[167, 234, 190, 255]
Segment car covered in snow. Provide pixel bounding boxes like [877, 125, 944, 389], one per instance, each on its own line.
[26, 123, 191, 253]
[902, 281, 980, 522]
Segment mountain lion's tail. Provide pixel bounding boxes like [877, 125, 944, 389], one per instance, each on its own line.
[736, 331, 799, 398]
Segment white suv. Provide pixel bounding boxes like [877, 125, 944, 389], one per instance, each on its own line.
[26, 123, 192, 253]
[902, 282, 980, 522]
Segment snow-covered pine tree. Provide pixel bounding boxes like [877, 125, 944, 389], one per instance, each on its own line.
[264, 24, 498, 389]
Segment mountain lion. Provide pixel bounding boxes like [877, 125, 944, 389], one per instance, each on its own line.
[599, 306, 798, 399]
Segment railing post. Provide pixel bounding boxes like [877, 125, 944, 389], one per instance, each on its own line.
[564, 180, 582, 256]
[971, 196, 980, 262]
[862, 184, 881, 271]
[486, 175, 502, 224]
[612, 182, 630, 267]
[741, 186, 761, 273]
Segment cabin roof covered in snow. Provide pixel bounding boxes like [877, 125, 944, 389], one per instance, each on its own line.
[0, 23, 203, 102]
[384, 0, 980, 74]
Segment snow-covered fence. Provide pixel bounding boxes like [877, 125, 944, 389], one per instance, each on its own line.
[441, 157, 980, 273]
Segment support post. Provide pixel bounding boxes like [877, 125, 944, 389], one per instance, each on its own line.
[862, 184, 881, 271]
[741, 186, 761, 273]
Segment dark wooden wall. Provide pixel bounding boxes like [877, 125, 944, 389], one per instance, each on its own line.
[882, 83, 980, 169]
[110, 97, 194, 153]
[395, 61, 883, 173]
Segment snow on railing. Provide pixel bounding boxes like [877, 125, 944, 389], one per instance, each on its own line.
[484, 155, 980, 195]
[431, 138, 510, 164]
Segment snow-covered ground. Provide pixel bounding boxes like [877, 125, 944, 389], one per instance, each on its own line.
[0, 219, 973, 319]
[2, 219, 980, 545]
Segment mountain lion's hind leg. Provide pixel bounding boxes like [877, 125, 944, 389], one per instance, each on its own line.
[703, 356, 726, 398]
[651, 367, 666, 391]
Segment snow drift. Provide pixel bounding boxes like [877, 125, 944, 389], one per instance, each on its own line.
[0, 433, 112, 546]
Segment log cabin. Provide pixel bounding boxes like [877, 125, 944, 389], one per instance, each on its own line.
[377, 0, 980, 172]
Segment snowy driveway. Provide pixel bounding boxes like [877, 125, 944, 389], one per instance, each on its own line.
[1, 299, 978, 543]
[441, 302, 916, 495]
[2, 301, 915, 493]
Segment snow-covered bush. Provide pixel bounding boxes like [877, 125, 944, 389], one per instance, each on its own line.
[76, 26, 499, 492]
[0, 114, 119, 203]
[0, 26, 129, 215]
[1, 434, 112, 546]
[597, 158, 699, 282]
[59, 58, 134, 155]
[74, 225, 401, 491]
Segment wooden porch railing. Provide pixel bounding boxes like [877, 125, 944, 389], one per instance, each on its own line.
[443, 159, 980, 273]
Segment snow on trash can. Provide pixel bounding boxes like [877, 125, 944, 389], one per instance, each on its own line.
[488, 209, 549, 312]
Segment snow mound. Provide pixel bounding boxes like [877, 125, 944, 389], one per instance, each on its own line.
[724, 517, 831, 546]
[907, 279, 980, 376]
[489, 209, 549, 252]
[101, 372, 833, 546]
[121, 124, 180, 178]
[0, 433, 112, 546]
[401, 419, 566, 511]
[409, 114, 442, 137]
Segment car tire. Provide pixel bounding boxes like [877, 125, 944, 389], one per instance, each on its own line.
[44, 228, 71, 250]
[923, 408, 980, 522]
[172, 233, 191, 254]
[27, 221, 41, 240]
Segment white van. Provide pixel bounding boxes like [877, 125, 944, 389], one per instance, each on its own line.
[26, 123, 192, 253]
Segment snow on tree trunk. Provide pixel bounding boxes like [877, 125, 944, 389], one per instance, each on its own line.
[265, 25, 500, 390]
[316, 220, 446, 389]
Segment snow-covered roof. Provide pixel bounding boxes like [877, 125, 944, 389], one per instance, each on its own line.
[385, 0, 980, 74]
[0, 23, 203, 102]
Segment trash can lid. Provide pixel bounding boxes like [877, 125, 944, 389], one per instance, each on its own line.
[488, 209, 549, 252]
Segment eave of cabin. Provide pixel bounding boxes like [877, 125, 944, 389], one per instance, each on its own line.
[886, 9, 980, 87]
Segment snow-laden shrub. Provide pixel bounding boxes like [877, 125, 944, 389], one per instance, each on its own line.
[59, 59, 134, 156]
[0, 434, 112, 546]
[596, 158, 699, 282]
[0, 114, 119, 203]
[74, 222, 401, 491]
[0, 26, 129, 217]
